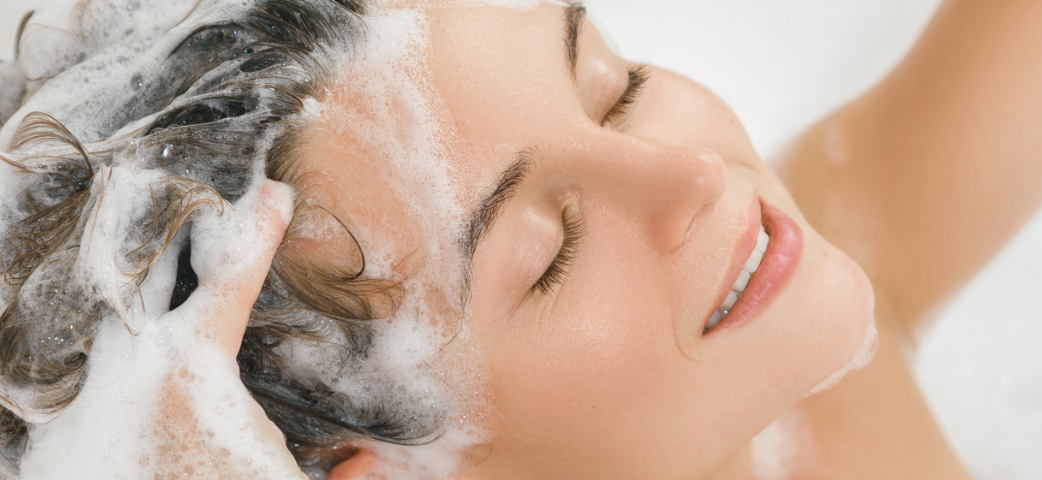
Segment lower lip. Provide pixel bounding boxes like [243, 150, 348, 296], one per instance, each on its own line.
[704, 199, 803, 336]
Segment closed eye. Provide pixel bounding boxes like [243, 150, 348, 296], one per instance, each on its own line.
[602, 64, 649, 126]
[535, 206, 585, 295]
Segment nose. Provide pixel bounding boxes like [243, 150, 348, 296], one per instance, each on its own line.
[592, 144, 727, 255]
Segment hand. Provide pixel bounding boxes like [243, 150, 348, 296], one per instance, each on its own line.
[148, 179, 305, 478]
[14, 180, 307, 479]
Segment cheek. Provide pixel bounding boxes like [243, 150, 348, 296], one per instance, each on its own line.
[477, 238, 684, 471]
[766, 233, 877, 393]
[489, 272, 673, 426]
[631, 69, 754, 161]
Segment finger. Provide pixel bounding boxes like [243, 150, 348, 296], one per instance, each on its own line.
[326, 449, 382, 480]
[188, 179, 294, 355]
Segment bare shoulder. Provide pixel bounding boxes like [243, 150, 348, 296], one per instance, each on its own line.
[776, 0, 1042, 335]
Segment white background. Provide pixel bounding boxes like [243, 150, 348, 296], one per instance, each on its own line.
[1, 0, 1040, 478]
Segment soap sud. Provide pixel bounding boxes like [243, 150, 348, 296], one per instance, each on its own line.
[751, 408, 808, 480]
[2, 0, 205, 145]
[0, 0, 500, 478]
[17, 180, 305, 479]
[322, 8, 469, 279]
[18, 313, 307, 480]
[805, 322, 879, 397]
[288, 7, 490, 477]
[750, 323, 879, 479]
[461, 0, 539, 9]
[0, 59, 24, 126]
[397, 0, 539, 10]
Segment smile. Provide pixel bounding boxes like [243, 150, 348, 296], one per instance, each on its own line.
[705, 224, 769, 331]
[702, 199, 804, 335]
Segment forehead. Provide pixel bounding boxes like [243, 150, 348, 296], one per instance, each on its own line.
[425, 2, 574, 143]
[294, 1, 572, 275]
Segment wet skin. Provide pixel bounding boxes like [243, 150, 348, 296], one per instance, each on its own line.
[299, 3, 875, 479]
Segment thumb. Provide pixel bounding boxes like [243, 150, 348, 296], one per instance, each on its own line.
[189, 179, 294, 356]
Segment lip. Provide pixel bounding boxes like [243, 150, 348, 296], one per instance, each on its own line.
[702, 198, 804, 336]
[706, 198, 762, 321]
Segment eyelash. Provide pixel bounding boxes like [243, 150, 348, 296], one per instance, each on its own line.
[602, 64, 650, 126]
[531, 66, 646, 294]
[535, 206, 585, 295]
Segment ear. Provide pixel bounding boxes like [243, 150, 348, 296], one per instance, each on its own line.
[326, 445, 488, 480]
[327, 448, 380, 480]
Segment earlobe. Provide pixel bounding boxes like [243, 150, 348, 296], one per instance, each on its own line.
[327, 448, 380, 480]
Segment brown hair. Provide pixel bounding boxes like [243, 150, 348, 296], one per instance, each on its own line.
[0, 0, 439, 476]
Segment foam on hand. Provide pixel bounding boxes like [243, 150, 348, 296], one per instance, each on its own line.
[17, 180, 306, 480]
[0, 0, 501, 479]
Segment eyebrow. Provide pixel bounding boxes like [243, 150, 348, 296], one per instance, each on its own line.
[463, 149, 537, 263]
[459, 4, 581, 285]
[565, 3, 586, 81]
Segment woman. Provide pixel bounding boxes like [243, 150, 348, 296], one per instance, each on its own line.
[0, 0, 1038, 478]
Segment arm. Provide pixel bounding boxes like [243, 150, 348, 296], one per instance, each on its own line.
[778, 0, 1042, 337]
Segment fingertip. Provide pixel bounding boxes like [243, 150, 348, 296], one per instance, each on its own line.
[259, 179, 296, 228]
[327, 449, 380, 480]
[251, 180, 295, 251]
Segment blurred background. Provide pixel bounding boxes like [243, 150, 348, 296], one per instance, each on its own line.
[1, 0, 1040, 478]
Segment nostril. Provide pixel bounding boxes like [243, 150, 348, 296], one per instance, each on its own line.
[169, 242, 198, 310]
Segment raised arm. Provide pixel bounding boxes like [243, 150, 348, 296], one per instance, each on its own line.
[778, 0, 1042, 336]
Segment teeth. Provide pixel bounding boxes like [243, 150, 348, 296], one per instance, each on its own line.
[706, 311, 722, 329]
[743, 248, 764, 272]
[704, 224, 769, 333]
[720, 290, 737, 311]
[733, 270, 751, 292]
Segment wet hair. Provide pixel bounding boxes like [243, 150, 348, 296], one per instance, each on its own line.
[0, 0, 438, 476]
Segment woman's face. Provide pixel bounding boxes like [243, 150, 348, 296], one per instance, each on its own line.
[299, 2, 875, 479]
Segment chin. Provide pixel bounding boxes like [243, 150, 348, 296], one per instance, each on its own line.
[745, 225, 877, 408]
[797, 234, 878, 395]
